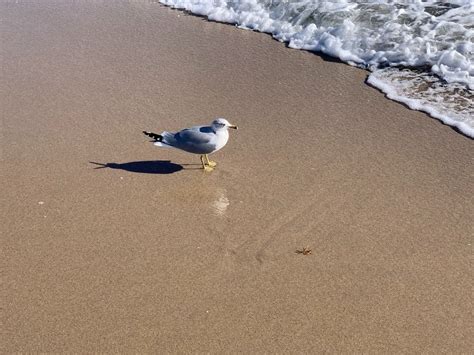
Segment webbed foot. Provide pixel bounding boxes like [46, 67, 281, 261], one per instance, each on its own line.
[204, 154, 217, 167]
[201, 155, 216, 172]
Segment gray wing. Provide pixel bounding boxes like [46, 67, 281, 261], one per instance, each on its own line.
[176, 126, 214, 145]
[169, 125, 217, 154]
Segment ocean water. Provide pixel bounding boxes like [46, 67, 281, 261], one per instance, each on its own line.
[159, 0, 474, 137]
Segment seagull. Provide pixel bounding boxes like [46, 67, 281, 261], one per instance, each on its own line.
[143, 118, 238, 171]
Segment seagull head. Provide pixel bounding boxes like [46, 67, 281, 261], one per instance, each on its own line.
[211, 118, 238, 131]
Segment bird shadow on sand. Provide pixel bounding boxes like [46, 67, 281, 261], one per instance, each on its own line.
[89, 160, 202, 174]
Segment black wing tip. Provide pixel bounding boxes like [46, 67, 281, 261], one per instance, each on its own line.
[143, 131, 163, 142]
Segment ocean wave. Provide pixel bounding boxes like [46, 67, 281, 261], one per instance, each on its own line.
[160, 0, 474, 137]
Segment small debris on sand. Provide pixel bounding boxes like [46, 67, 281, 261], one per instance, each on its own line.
[296, 246, 312, 255]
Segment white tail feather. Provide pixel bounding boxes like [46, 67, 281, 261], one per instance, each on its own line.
[154, 141, 170, 148]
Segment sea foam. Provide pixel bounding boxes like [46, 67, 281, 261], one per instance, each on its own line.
[160, 0, 474, 137]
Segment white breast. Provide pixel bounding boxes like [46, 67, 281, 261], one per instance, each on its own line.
[212, 130, 229, 153]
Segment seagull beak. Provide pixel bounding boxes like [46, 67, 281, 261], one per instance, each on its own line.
[229, 125, 238, 130]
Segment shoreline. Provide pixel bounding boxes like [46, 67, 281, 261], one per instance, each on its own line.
[160, 1, 474, 140]
[365, 73, 474, 139]
[2, 1, 473, 352]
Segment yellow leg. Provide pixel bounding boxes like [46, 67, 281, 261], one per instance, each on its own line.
[200, 155, 214, 172]
[205, 154, 217, 167]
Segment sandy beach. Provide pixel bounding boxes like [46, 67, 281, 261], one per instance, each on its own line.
[2, 1, 473, 352]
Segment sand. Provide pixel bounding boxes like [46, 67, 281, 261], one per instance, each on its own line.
[2, 1, 473, 352]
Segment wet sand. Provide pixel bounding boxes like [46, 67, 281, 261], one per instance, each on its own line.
[2, 1, 473, 352]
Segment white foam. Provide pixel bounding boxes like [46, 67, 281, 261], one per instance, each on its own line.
[160, 0, 474, 136]
[367, 69, 474, 137]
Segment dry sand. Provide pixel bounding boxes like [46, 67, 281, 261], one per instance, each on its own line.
[2, 1, 473, 352]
